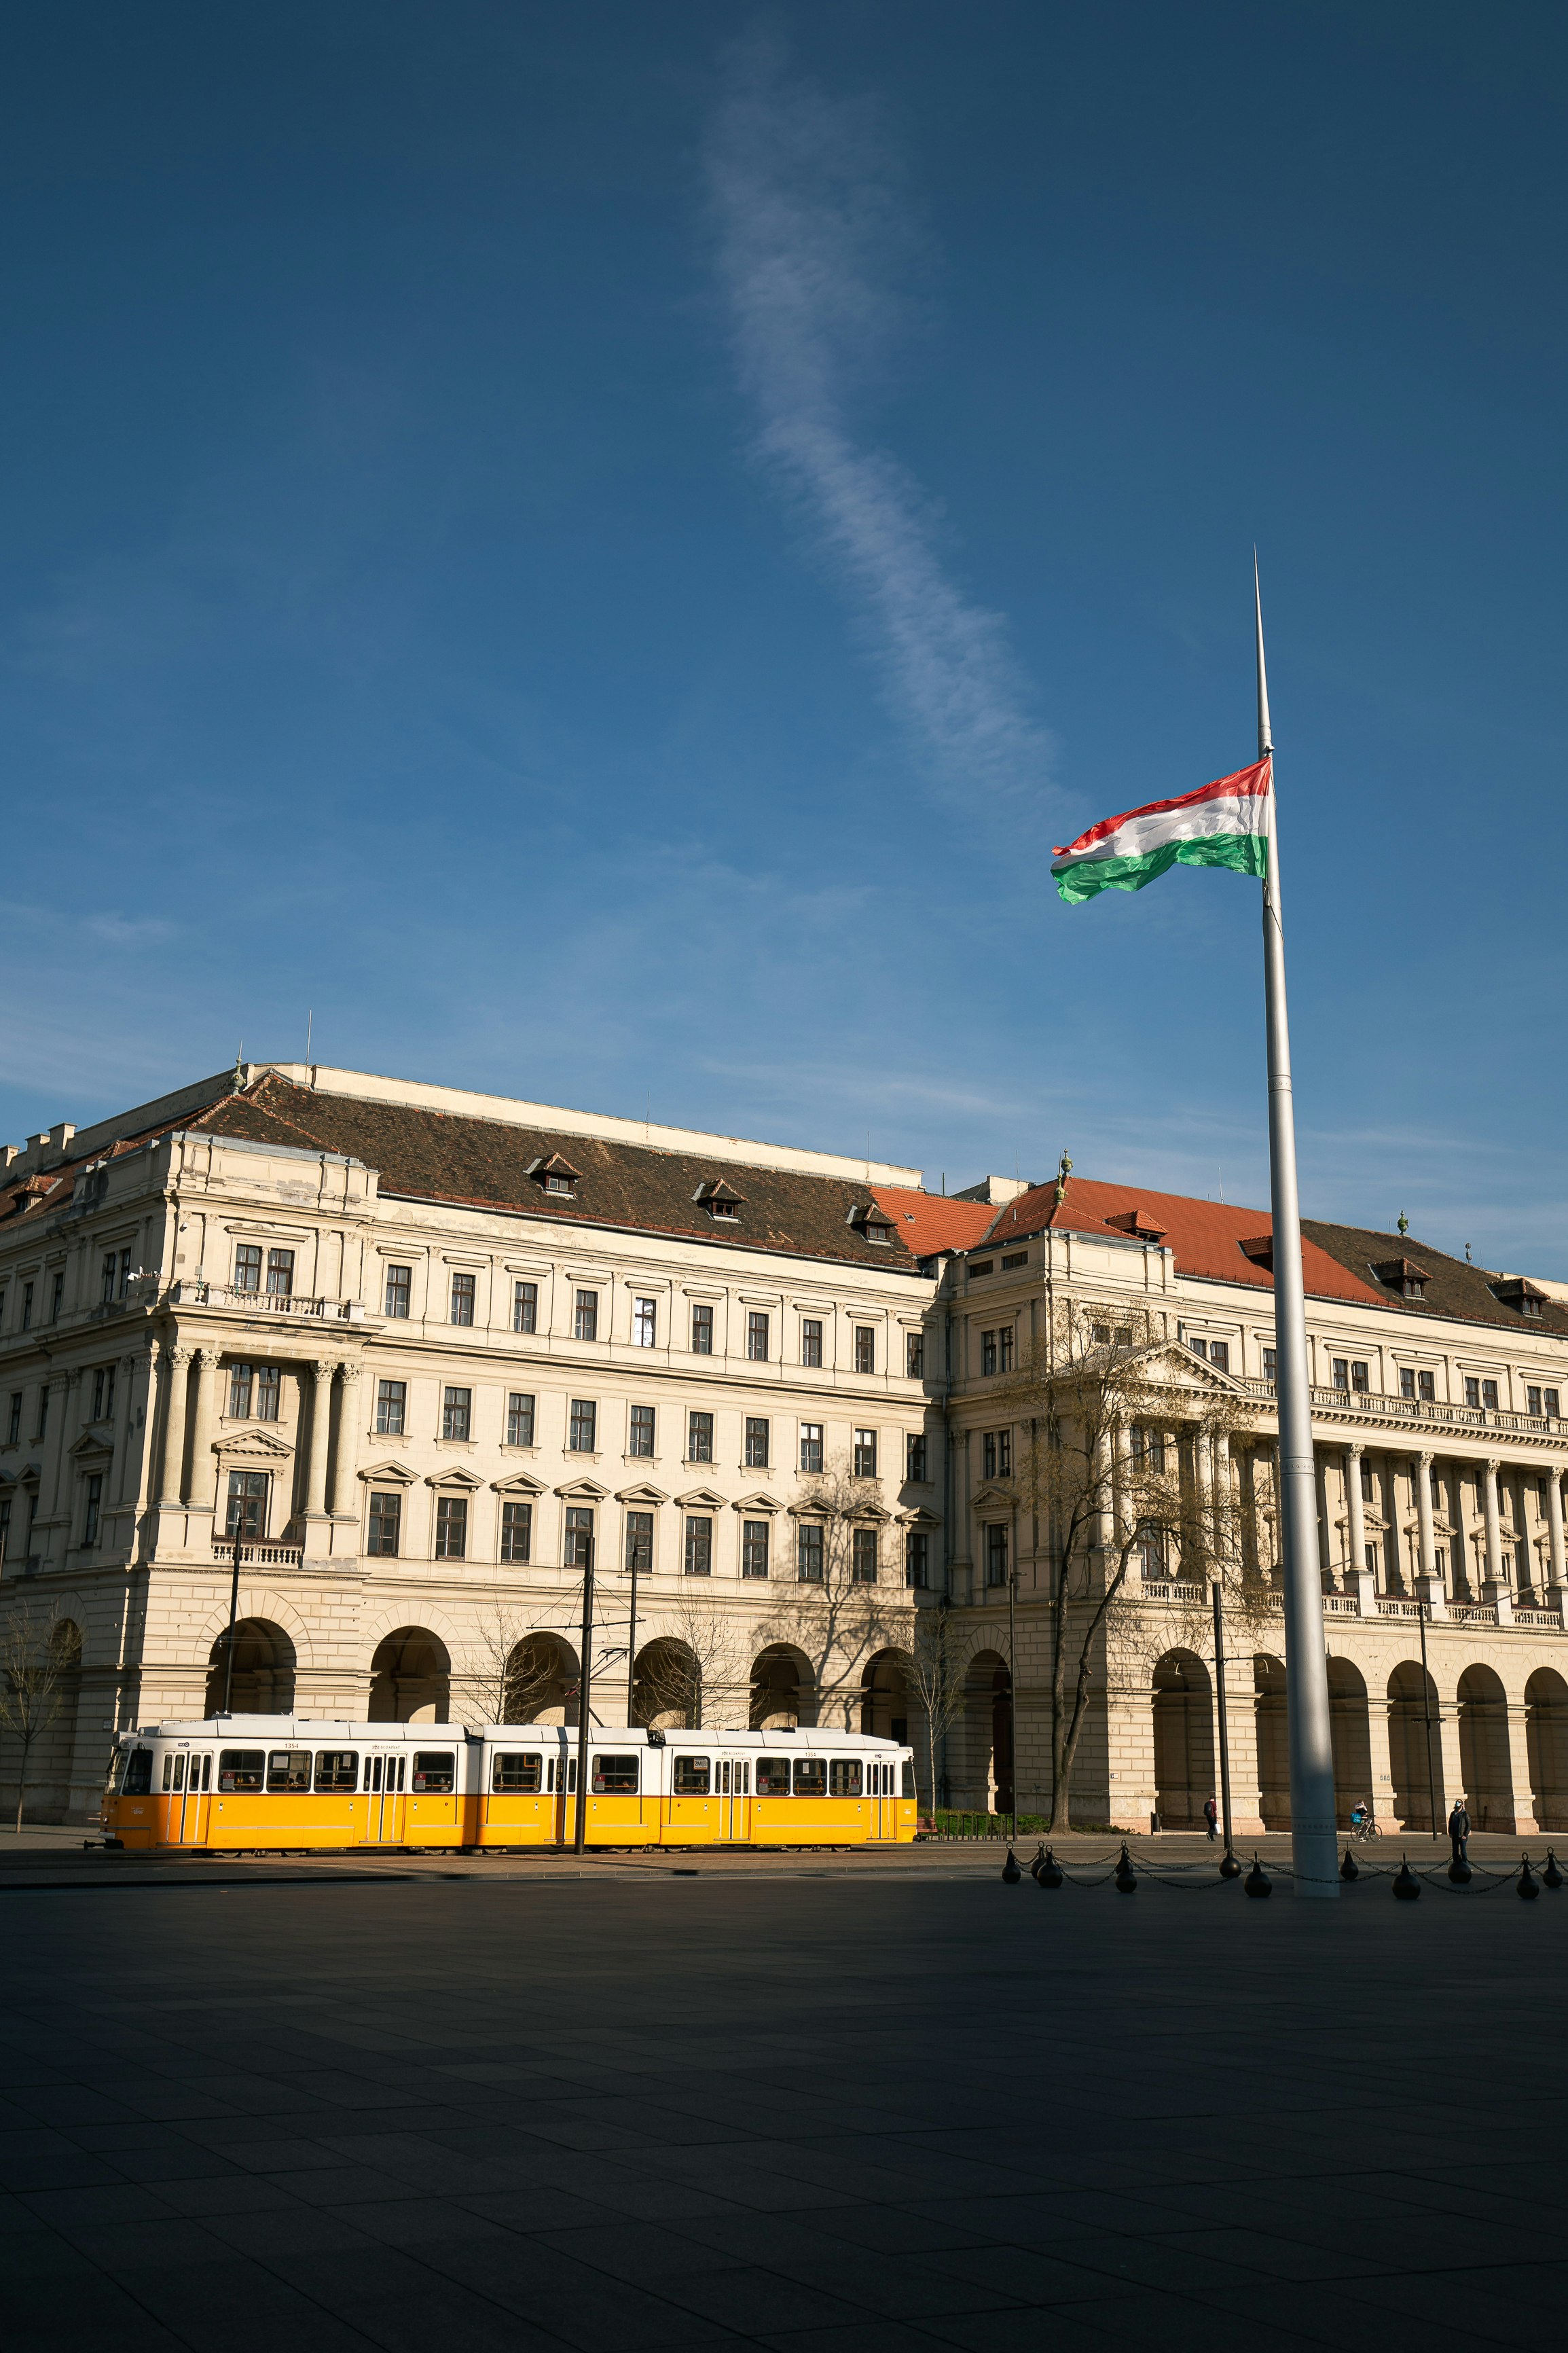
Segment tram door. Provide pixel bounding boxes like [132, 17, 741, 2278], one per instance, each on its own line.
[717, 1756, 750, 1841]
[870, 1759, 890, 1840]
[363, 1749, 407, 1844]
[548, 1752, 577, 1844]
[170, 1746, 213, 1844]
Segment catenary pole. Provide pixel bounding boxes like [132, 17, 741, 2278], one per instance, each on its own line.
[572, 1533, 595, 1855]
[1256, 562, 1338, 1898]
[1211, 1579, 1235, 1861]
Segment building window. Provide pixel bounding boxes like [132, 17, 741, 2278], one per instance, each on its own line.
[906, 1331, 924, 1380]
[746, 1310, 770, 1362]
[906, 1432, 928, 1481]
[82, 1473, 103, 1546]
[905, 1531, 930, 1589]
[0, 1500, 10, 1560]
[985, 1524, 1010, 1587]
[376, 1379, 406, 1436]
[1527, 1386, 1542, 1417]
[628, 1403, 655, 1458]
[513, 1280, 538, 1333]
[500, 1500, 532, 1563]
[797, 1522, 824, 1581]
[36, 1388, 49, 1441]
[1000, 1329, 1015, 1373]
[1332, 1357, 1349, 1390]
[564, 1505, 594, 1568]
[90, 1365, 115, 1422]
[1547, 1389, 1561, 1419]
[226, 1469, 269, 1540]
[1351, 1362, 1370, 1392]
[1360, 1460, 1374, 1503]
[435, 1495, 468, 1559]
[799, 1422, 823, 1474]
[981, 1331, 998, 1376]
[742, 1519, 769, 1579]
[18, 1281, 33, 1331]
[228, 1363, 253, 1418]
[691, 1303, 714, 1355]
[1262, 1347, 1277, 1380]
[234, 1247, 261, 1295]
[266, 1249, 294, 1297]
[1482, 1379, 1499, 1410]
[442, 1386, 472, 1441]
[852, 1526, 878, 1583]
[801, 1318, 823, 1368]
[685, 1515, 712, 1577]
[981, 1429, 1012, 1479]
[853, 1428, 877, 1478]
[384, 1264, 412, 1318]
[744, 1416, 769, 1469]
[1464, 1376, 1480, 1408]
[568, 1398, 596, 1452]
[632, 1295, 657, 1347]
[255, 1365, 280, 1422]
[367, 1491, 401, 1556]
[625, 1510, 653, 1574]
[6, 1395, 19, 1443]
[1131, 1425, 1166, 1473]
[688, 1411, 714, 1464]
[450, 1271, 476, 1326]
[854, 1327, 875, 1374]
[575, 1289, 599, 1343]
[101, 1251, 117, 1304]
[507, 1393, 536, 1448]
[1208, 1340, 1229, 1374]
[117, 1249, 132, 1298]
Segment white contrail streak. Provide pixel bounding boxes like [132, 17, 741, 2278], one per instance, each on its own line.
[707, 36, 1050, 800]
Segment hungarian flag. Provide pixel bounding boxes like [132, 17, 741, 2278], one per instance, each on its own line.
[1051, 757, 1273, 904]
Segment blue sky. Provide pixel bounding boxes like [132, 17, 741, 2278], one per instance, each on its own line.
[3, 4, 1565, 1268]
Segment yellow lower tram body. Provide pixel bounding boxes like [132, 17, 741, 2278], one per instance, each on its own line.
[103, 1719, 919, 1851]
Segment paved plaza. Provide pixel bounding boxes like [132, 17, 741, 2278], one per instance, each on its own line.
[1, 1843, 1565, 2351]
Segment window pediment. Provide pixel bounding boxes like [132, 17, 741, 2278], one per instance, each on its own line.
[732, 1491, 780, 1513]
[615, 1484, 668, 1505]
[425, 1466, 485, 1491]
[359, 1458, 417, 1486]
[214, 1429, 294, 1462]
[554, 1477, 608, 1501]
[491, 1470, 547, 1496]
[678, 1486, 727, 1509]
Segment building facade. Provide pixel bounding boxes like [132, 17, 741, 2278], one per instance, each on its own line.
[2, 1062, 1566, 1836]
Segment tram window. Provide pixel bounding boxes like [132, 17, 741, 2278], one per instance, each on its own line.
[412, 1753, 454, 1794]
[901, 1761, 915, 1799]
[591, 1755, 638, 1794]
[737, 1761, 750, 1794]
[793, 1759, 827, 1797]
[756, 1757, 792, 1795]
[162, 1753, 177, 1791]
[719, 1761, 731, 1795]
[197, 1755, 213, 1791]
[219, 1750, 266, 1793]
[267, 1750, 311, 1793]
[122, 1747, 153, 1795]
[369, 1757, 382, 1792]
[828, 1759, 862, 1797]
[672, 1756, 710, 1795]
[492, 1752, 543, 1795]
[314, 1751, 359, 1793]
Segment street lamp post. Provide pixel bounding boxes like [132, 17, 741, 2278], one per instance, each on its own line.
[220, 1522, 243, 1715]
[572, 1533, 596, 1856]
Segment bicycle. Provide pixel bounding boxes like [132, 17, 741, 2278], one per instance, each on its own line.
[1349, 1811, 1379, 1842]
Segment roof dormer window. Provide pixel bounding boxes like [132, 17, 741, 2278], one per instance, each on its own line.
[1371, 1257, 1428, 1301]
[1492, 1276, 1547, 1318]
[846, 1202, 894, 1246]
[693, 1179, 746, 1223]
[525, 1152, 581, 1200]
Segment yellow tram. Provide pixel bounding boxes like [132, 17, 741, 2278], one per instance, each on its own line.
[101, 1718, 919, 1851]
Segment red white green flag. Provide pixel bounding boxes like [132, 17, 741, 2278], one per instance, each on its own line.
[1051, 756, 1273, 905]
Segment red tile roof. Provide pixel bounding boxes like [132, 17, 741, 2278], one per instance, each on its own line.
[869, 1186, 996, 1259]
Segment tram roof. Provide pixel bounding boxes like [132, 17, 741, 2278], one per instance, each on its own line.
[132, 1718, 907, 1747]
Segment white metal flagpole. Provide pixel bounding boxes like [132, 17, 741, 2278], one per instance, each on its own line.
[1256, 560, 1338, 1898]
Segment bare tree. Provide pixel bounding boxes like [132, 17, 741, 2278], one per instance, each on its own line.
[634, 1589, 747, 1729]
[997, 1301, 1259, 1832]
[456, 1606, 575, 1725]
[0, 1609, 78, 1833]
[753, 1458, 905, 1729]
[905, 1597, 966, 1814]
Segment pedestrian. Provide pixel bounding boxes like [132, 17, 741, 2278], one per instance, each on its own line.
[1203, 1794, 1219, 1842]
[1448, 1797, 1471, 1865]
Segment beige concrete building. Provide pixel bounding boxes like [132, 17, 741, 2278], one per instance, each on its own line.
[2, 1062, 1566, 1837]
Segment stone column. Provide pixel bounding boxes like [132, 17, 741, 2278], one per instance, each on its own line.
[327, 1364, 361, 1516]
[304, 1359, 333, 1522]
[1548, 1466, 1567, 1616]
[153, 1344, 191, 1508]
[1314, 1450, 1334, 1589]
[185, 1346, 216, 1513]
[1413, 1449, 1444, 1615]
[1345, 1444, 1374, 1610]
[42, 1370, 78, 1519]
[1481, 1458, 1506, 1609]
[111, 1351, 139, 1505]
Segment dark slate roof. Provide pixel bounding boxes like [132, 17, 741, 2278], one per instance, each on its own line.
[1300, 1219, 1568, 1343]
[168, 1073, 923, 1274]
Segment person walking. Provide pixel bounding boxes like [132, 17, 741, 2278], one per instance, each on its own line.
[1448, 1797, 1471, 1865]
[1203, 1795, 1219, 1842]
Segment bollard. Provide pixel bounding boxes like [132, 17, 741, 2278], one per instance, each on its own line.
[1392, 1856, 1421, 1900]
[1028, 1842, 1046, 1882]
[1447, 1854, 1472, 1885]
[1038, 1847, 1064, 1888]
[1517, 1855, 1539, 1901]
[1114, 1843, 1138, 1894]
[1339, 1846, 1359, 1882]
[1243, 1855, 1271, 1899]
[1219, 1848, 1242, 1880]
[1544, 1850, 1564, 1891]
[1002, 1847, 1022, 1885]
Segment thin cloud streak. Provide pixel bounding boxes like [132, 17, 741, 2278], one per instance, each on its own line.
[707, 33, 1051, 804]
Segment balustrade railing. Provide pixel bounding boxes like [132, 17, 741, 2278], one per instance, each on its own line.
[1238, 1375, 1561, 1440]
[169, 1280, 364, 1321]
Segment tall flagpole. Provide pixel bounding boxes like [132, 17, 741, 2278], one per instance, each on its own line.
[1256, 560, 1338, 1898]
